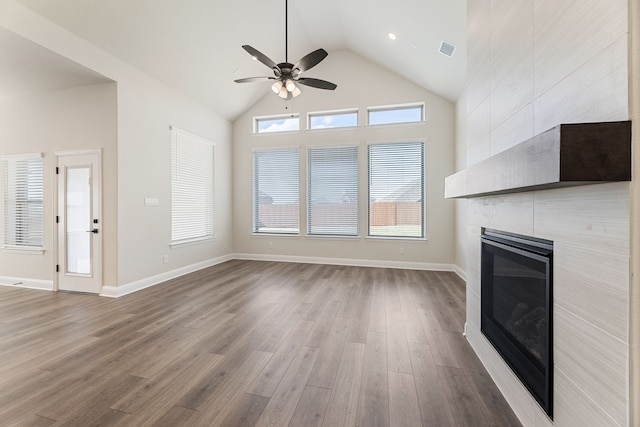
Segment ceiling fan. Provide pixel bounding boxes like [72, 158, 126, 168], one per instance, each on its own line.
[234, 0, 337, 100]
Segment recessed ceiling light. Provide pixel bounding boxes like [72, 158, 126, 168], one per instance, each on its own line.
[388, 33, 397, 41]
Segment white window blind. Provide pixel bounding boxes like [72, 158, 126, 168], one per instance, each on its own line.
[253, 148, 299, 234]
[368, 142, 424, 238]
[2, 153, 44, 249]
[307, 145, 358, 236]
[171, 127, 214, 245]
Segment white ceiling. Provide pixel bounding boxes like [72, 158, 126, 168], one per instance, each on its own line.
[8, 0, 466, 121]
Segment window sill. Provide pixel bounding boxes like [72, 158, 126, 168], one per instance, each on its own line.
[170, 236, 215, 249]
[306, 234, 360, 240]
[252, 233, 300, 238]
[365, 236, 428, 242]
[2, 247, 45, 255]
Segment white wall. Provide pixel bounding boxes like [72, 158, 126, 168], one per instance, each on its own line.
[0, 0, 233, 291]
[115, 70, 232, 288]
[232, 50, 456, 268]
[0, 83, 117, 288]
[459, 0, 630, 426]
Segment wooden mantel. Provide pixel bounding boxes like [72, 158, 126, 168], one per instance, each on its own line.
[444, 121, 632, 199]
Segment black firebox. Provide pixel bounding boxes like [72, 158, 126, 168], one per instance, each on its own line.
[481, 229, 553, 418]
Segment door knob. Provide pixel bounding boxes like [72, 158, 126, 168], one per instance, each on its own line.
[86, 229, 99, 234]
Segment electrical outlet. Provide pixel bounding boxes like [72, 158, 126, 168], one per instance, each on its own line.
[224, 241, 228, 249]
[268, 241, 273, 249]
[399, 247, 405, 255]
[163, 255, 169, 264]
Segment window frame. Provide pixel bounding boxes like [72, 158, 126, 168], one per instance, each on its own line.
[1, 153, 44, 252]
[252, 147, 301, 235]
[307, 108, 359, 131]
[306, 144, 359, 237]
[170, 127, 215, 247]
[366, 102, 426, 126]
[367, 141, 426, 240]
[254, 114, 301, 134]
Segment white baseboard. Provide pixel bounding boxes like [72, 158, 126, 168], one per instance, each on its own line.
[100, 254, 234, 298]
[0, 276, 53, 291]
[4, 254, 456, 298]
[454, 265, 467, 281]
[232, 252, 456, 272]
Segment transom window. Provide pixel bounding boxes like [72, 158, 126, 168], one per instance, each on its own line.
[254, 114, 300, 134]
[367, 103, 425, 126]
[308, 109, 358, 130]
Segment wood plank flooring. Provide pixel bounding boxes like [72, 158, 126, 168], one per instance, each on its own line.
[0, 261, 521, 426]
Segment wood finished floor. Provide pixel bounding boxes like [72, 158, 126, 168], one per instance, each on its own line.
[0, 261, 521, 427]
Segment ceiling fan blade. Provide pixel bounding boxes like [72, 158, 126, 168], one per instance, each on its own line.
[234, 76, 276, 83]
[242, 45, 278, 70]
[296, 77, 337, 90]
[294, 48, 328, 73]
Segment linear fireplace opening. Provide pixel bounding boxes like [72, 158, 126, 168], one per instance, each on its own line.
[481, 229, 553, 418]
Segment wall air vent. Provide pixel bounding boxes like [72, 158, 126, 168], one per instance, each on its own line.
[439, 40, 456, 57]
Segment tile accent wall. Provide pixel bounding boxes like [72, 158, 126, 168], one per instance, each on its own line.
[463, 1, 630, 426]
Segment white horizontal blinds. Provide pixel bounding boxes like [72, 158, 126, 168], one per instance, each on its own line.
[253, 148, 299, 234]
[307, 145, 358, 236]
[368, 142, 424, 238]
[2, 154, 44, 249]
[171, 128, 214, 245]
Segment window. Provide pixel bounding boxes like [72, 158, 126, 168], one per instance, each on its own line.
[308, 109, 358, 130]
[368, 142, 424, 238]
[367, 103, 425, 126]
[253, 148, 299, 234]
[255, 114, 300, 134]
[2, 153, 44, 250]
[171, 127, 214, 245]
[307, 145, 358, 236]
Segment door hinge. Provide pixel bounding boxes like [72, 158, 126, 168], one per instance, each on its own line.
[56, 216, 59, 224]
[55, 264, 59, 272]
[55, 167, 59, 175]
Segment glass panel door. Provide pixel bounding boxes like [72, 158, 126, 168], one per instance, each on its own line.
[66, 167, 91, 275]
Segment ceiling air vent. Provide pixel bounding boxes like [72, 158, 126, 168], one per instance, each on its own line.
[439, 40, 456, 57]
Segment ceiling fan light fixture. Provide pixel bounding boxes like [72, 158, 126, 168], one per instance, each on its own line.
[278, 86, 289, 99]
[272, 80, 283, 93]
[292, 86, 301, 97]
[285, 79, 296, 92]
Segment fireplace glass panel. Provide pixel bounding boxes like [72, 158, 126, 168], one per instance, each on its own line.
[481, 229, 553, 418]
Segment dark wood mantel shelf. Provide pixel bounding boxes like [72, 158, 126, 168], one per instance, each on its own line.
[444, 121, 631, 199]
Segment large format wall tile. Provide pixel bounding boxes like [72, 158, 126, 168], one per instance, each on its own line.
[554, 306, 628, 425]
[534, 0, 628, 98]
[489, 193, 534, 236]
[554, 370, 621, 427]
[534, 35, 629, 134]
[554, 242, 629, 342]
[490, 103, 534, 155]
[533, 182, 630, 256]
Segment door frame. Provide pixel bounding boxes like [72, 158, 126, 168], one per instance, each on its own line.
[53, 149, 103, 293]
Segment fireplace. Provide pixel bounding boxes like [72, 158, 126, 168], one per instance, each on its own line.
[481, 229, 553, 418]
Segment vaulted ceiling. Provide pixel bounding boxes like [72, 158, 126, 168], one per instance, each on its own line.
[4, 0, 466, 121]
